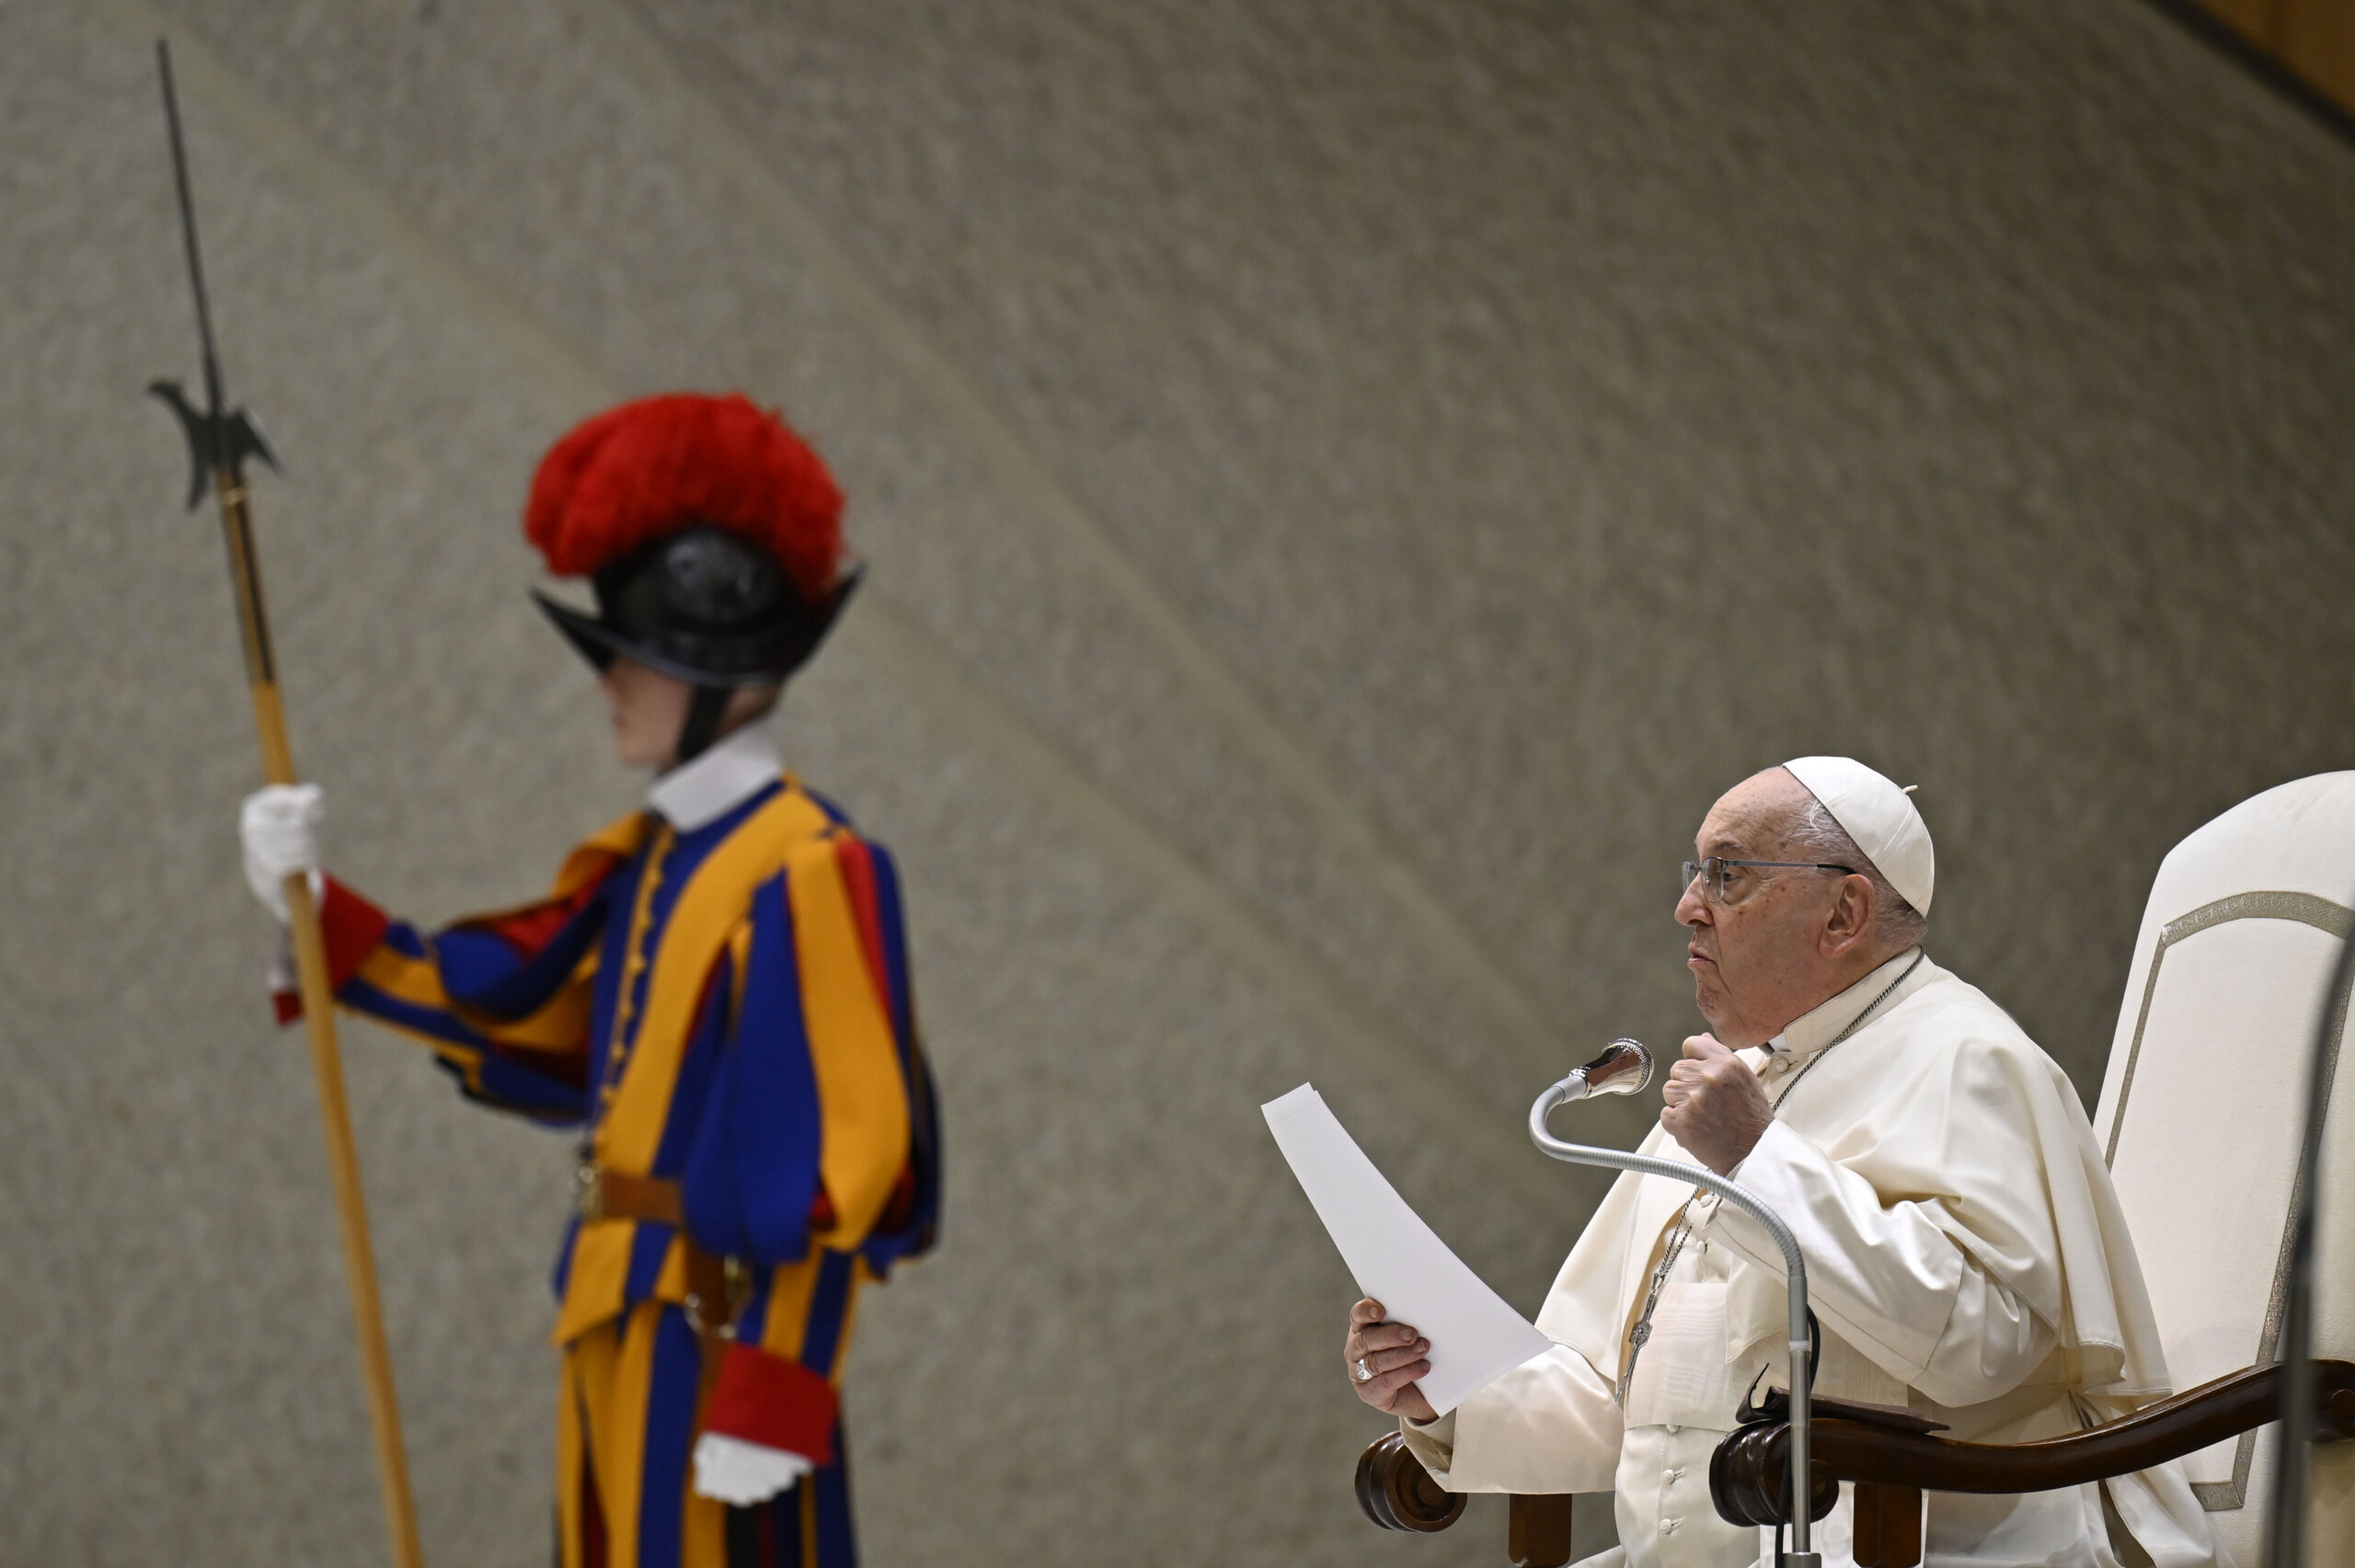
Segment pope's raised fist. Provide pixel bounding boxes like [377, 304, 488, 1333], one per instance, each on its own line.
[1658, 1033, 1774, 1175]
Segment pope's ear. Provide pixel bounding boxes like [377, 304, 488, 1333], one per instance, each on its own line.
[1821, 873, 1874, 956]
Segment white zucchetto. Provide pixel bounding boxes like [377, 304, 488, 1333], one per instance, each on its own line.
[1782, 755, 1935, 916]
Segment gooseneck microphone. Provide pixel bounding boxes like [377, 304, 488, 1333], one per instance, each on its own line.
[1551, 1036, 1654, 1104]
[1529, 1039, 1825, 1568]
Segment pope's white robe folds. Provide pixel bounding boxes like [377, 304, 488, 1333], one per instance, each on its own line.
[1399, 950, 2223, 1568]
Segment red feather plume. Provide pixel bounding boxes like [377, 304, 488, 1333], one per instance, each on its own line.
[523, 393, 845, 602]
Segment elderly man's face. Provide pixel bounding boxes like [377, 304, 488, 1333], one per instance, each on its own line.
[1676, 768, 1858, 1048]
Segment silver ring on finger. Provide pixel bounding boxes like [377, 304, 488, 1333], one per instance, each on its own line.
[1354, 1356, 1374, 1383]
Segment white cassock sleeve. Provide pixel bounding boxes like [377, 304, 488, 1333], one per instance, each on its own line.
[1396, 1344, 1623, 1494]
[1714, 1118, 2055, 1408]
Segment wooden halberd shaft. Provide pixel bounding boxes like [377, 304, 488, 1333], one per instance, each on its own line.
[214, 467, 426, 1568]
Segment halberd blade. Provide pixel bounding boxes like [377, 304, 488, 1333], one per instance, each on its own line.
[149, 379, 281, 510]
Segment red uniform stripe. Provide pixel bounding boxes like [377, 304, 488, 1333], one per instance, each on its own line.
[483, 853, 621, 956]
[831, 841, 895, 1036]
[274, 876, 395, 1024]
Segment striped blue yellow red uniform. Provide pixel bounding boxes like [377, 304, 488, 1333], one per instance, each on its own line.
[295, 774, 939, 1568]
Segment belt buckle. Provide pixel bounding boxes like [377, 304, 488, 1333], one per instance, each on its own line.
[573, 1165, 603, 1224]
[688, 1257, 752, 1340]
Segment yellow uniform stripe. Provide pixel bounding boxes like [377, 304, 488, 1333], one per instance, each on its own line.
[554, 1219, 641, 1346]
[557, 1349, 587, 1568]
[596, 788, 833, 1173]
[787, 840, 912, 1248]
[678, 1455, 725, 1568]
[352, 946, 456, 1012]
[832, 1268, 868, 1379]
[564, 1304, 661, 1568]
[758, 1253, 826, 1361]
[594, 822, 676, 1136]
[460, 982, 595, 1052]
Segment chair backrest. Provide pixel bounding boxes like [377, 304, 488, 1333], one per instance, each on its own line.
[2092, 772, 2355, 1564]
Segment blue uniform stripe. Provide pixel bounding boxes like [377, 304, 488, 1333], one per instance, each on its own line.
[798, 1251, 856, 1376]
[684, 873, 822, 1266]
[814, 1429, 856, 1568]
[623, 1221, 672, 1306]
[382, 922, 431, 960]
[803, 787, 852, 829]
[582, 838, 657, 1114]
[465, 1051, 589, 1121]
[636, 1307, 703, 1568]
[865, 848, 914, 1058]
[734, 1269, 775, 1351]
[651, 958, 729, 1179]
[343, 978, 488, 1050]
[440, 902, 608, 1021]
[855, 844, 940, 1277]
[550, 1214, 580, 1300]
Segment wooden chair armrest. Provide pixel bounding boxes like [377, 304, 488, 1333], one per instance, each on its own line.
[1355, 1434, 1586, 1566]
[1706, 1360, 2355, 1568]
[1713, 1357, 2355, 1518]
[1356, 1433, 1465, 1533]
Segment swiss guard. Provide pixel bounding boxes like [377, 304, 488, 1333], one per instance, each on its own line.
[236, 393, 941, 1568]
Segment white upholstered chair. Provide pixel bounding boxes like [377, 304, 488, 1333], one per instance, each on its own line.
[2091, 770, 2355, 1564]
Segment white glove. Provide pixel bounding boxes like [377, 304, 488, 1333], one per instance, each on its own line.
[692, 1433, 813, 1505]
[240, 784, 326, 921]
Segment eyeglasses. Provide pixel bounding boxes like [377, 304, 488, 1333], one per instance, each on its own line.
[1680, 856, 1855, 905]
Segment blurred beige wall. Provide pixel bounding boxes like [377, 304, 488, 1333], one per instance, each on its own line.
[1, 2, 2350, 1564]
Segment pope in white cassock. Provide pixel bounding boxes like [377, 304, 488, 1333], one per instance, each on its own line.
[1342, 759, 2225, 1568]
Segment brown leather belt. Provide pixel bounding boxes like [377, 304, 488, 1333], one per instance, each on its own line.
[576, 1167, 743, 1335]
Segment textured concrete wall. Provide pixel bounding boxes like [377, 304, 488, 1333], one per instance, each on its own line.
[1, 2, 2350, 1565]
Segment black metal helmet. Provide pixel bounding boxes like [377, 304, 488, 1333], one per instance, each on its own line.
[532, 523, 859, 689]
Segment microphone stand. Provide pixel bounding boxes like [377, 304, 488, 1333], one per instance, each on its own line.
[1529, 1041, 1822, 1568]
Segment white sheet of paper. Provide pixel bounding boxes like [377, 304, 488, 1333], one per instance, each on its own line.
[1262, 1083, 1552, 1414]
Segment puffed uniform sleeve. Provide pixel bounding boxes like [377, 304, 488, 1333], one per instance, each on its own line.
[679, 833, 924, 1268]
[276, 869, 621, 1125]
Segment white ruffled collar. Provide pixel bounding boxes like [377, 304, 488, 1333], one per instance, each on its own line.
[646, 715, 784, 832]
